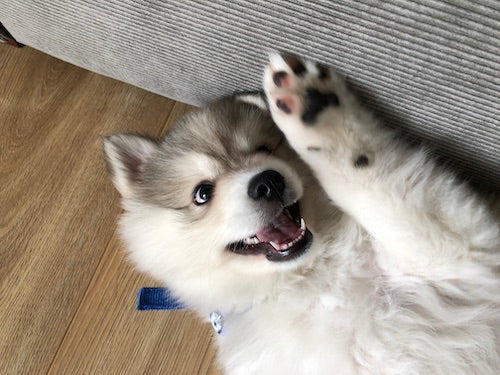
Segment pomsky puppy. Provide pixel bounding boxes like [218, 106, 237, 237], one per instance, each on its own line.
[102, 53, 500, 374]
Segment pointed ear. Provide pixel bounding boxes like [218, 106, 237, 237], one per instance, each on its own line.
[101, 134, 158, 198]
[234, 91, 269, 112]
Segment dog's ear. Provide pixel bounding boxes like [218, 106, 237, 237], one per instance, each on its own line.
[101, 134, 158, 198]
[234, 91, 269, 112]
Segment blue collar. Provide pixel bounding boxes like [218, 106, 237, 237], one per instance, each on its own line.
[136, 287, 225, 335]
[136, 287, 185, 310]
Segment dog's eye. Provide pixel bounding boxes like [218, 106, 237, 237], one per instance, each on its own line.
[256, 145, 272, 154]
[194, 183, 214, 205]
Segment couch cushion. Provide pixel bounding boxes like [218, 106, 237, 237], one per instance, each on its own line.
[2, 0, 499, 189]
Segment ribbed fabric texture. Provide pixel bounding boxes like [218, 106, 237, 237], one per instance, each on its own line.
[2, 1, 499, 189]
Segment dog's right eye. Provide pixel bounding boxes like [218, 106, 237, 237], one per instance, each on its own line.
[194, 183, 214, 205]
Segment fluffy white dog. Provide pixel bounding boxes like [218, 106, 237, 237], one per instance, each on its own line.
[103, 53, 500, 374]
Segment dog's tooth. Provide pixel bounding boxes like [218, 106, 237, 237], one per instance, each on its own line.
[244, 236, 260, 245]
[270, 241, 280, 250]
[300, 218, 306, 230]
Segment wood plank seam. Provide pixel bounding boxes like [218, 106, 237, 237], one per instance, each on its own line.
[45, 231, 122, 374]
[45, 101, 181, 374]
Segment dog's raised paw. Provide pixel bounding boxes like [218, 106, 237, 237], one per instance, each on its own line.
[263, 53, 341, 127]
[263, 54, 375, 169]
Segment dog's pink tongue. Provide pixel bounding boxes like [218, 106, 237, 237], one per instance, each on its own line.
[256, 211, 301, 247]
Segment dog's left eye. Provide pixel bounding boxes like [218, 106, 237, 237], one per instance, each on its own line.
[194, 183, 214, 205]
[256, 145, 272, 154]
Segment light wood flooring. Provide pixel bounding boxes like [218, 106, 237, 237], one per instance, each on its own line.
[0, 46, 220, 374]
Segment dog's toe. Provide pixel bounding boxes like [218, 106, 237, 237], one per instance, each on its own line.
[263, 53, 339, 125]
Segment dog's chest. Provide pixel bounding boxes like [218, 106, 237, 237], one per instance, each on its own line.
[216, 290, 374, 374]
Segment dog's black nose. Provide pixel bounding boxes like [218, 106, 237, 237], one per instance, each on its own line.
[248, 170, 286, 201]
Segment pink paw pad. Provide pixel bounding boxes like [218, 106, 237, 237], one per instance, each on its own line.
[273, 71, 290, 88]
[275, 96, 295, 114]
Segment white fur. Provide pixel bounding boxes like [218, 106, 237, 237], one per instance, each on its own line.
[106, 56, 500, 374]
[236, 93, 268, 111]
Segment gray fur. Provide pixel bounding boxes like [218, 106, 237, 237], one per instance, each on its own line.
[104, 98, 285, 210]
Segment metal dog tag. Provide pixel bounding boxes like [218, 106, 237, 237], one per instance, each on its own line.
[210, 311, 224, 335]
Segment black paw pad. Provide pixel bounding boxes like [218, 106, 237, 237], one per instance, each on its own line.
[317, 63, 330, 80]
[354, 155, 369, 168]
[285, 56, 306, 76]
[301, 88, 339, 124]
[273, 71, 288, 87]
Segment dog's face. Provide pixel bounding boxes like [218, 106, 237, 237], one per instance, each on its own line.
[103, 96, 321, 306]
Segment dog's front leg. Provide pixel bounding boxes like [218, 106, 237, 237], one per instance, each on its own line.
[263, 53, 498, 271]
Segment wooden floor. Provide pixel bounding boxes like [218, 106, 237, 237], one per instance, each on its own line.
[0, 46, 220, 375]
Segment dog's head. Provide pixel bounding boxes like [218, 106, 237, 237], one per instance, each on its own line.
[102, 95, 325, 309]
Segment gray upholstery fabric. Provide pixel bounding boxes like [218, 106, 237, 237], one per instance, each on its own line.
[2, 0, 499, 189]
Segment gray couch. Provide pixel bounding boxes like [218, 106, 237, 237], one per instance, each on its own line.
[2, 0, 499, 190]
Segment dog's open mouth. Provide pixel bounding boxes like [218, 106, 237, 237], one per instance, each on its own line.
[228, 202, 313, 262]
